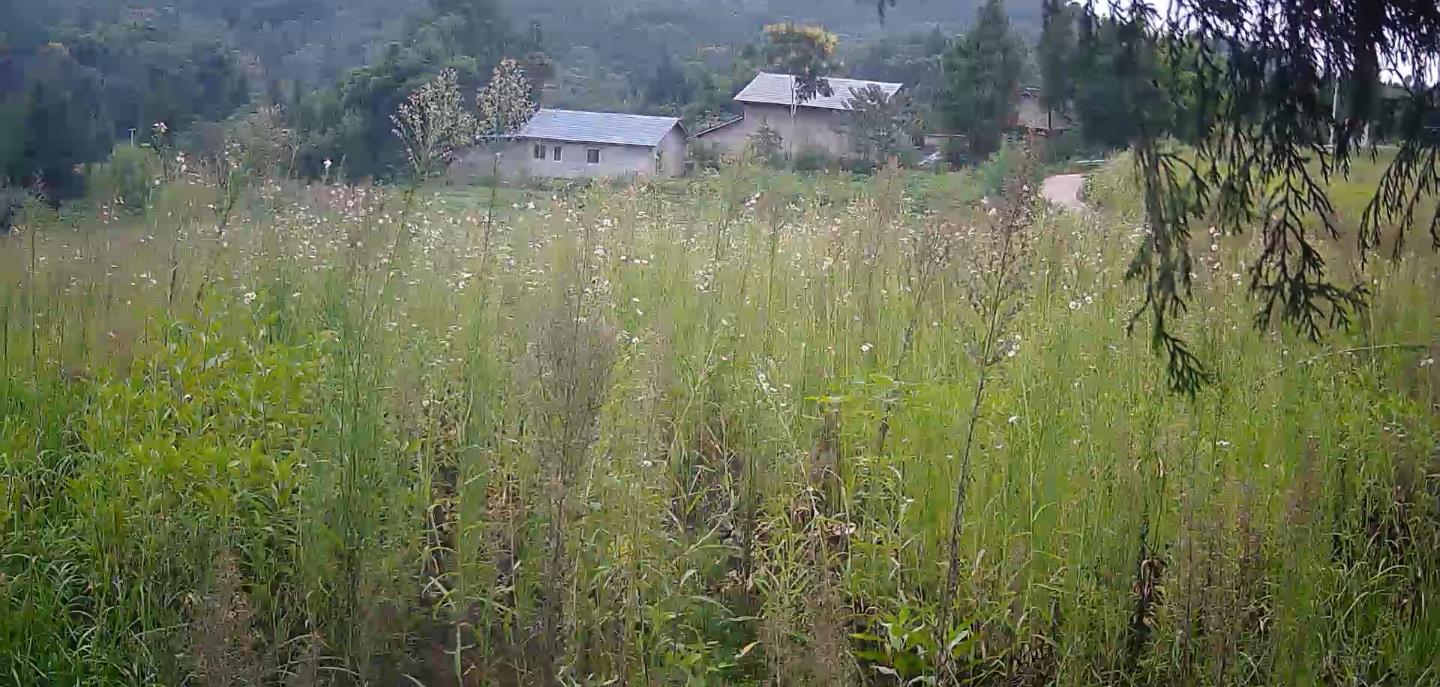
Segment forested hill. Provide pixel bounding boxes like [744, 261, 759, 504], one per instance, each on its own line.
[2, 0, 414, 85]
[499, 0, 1042, 111]
[2, 0, 1044, 193]
[5, 0, 1040, 90]
[501, 0, 1045, 51]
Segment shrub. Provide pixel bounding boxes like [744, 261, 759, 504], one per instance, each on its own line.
[841, 156, 879, 175]
[690, 142, 723, 172]
[748, 124, 785, 167]
[974, 139, 1037, 196]
[1041, 129, 1095, 165]
[942, 136, 969, 169]
[87, 145, 161, 212]
[0, 184, 23, 233]
[790, 147, 834, 173]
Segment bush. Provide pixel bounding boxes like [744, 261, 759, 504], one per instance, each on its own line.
[1041, 129, 1095, 165]
[974, 139, 1037, 197]
[942, 137, 969, 169]
[0, 186, 23, 233]
[87, 145, 162, 212]
[790, 147, 835, 173]
[690, 142, 723, 173]
[841, 156, 879, 175]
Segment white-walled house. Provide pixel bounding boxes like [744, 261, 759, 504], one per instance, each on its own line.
[450, 109, 687, 182]
[694, 73, 904, 157]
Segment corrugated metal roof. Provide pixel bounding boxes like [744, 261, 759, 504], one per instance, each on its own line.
[516, 109, 681, 147]
[735, 72, 904, 111]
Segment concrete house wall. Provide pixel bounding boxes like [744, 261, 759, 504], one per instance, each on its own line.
[696, 103, 852, 157]
[656, 127, 686, 176]
[693, 119, 750, 155]
[449, 126, 686, 182]
[747, 103, 850, 156]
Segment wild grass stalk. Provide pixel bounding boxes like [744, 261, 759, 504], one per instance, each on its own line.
[937, 152, 1038, 658]
[2, 149, 1439, 686]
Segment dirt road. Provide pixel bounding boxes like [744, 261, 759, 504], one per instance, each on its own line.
[1041, 174, 1087, 212]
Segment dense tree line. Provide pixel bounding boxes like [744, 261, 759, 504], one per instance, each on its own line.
[1, 8, 250, 198]
[2, 0, 1214, 197]
[286, 0, 528, 181]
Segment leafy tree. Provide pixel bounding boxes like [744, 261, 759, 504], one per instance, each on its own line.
[476, 58, 535, 139]
[429, 0, 509, 63]
[87, 143, 162, 212]
[939, 0, 1024, 161]
[645, 48, 689, 111]
[1070, 13, 1171, 150]
[62, 23, 250, 142]
[391, 67, 478, 180]
[3, 44, 112, 199]
[1037, 0, 1077, 119]
[846, 29, 949, 129]
[748, 122, 784, 165]
[515, 51, 554, 105]
[762, 22, 839, 116]
[841, 84, 916, 167]
[292, 0, 519, 180]
[228, 105, 299, 178]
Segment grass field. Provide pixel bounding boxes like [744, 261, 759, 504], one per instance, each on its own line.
[1, 155, 1438, 686]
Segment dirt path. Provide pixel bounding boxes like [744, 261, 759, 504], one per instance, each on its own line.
[1041, 174, 1087, 212]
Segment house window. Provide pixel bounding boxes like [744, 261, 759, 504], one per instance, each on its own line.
[552, 146, 562, 161]
[586, 148, 601, 164]
[533, 144, 545, 159]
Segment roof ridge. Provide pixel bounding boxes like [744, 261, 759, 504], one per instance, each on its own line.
[518, 108, 682, 147]
[746, 72, 904, 88]
[734, 72, 905, 111]
[537, 107, 680, 121]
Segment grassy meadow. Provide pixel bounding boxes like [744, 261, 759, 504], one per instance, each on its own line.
[1, 155, 1438, 686]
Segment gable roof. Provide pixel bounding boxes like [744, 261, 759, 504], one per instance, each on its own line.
[735, 72, 904, 111]
[516, 109, 683, 147]
[693, 116, 745, 138]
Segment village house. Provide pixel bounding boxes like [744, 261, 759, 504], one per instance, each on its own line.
[1014, 88, 1077, 135]
[694, 72, 905, 158]
[450, 108, 687, 182]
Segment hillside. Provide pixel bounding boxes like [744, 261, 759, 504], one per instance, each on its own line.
[4, 0, 1040, 90]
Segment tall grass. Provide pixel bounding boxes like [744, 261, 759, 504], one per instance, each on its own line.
[1, 155, 1437, 686]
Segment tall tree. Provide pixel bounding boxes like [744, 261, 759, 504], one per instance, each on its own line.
[1070, 12, 1172, 150]
[430, 0, 509, 64]
[841, 84, 915, 167]
[762, 22, 839, 133]
[938, 0, 1024, 161]
[1037, 0, 1077, 126]
[645, 48, 689, 111]
[3, 44, 111, 199]
[391, 67, 477, 180]
[292, 0, 521, 180]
